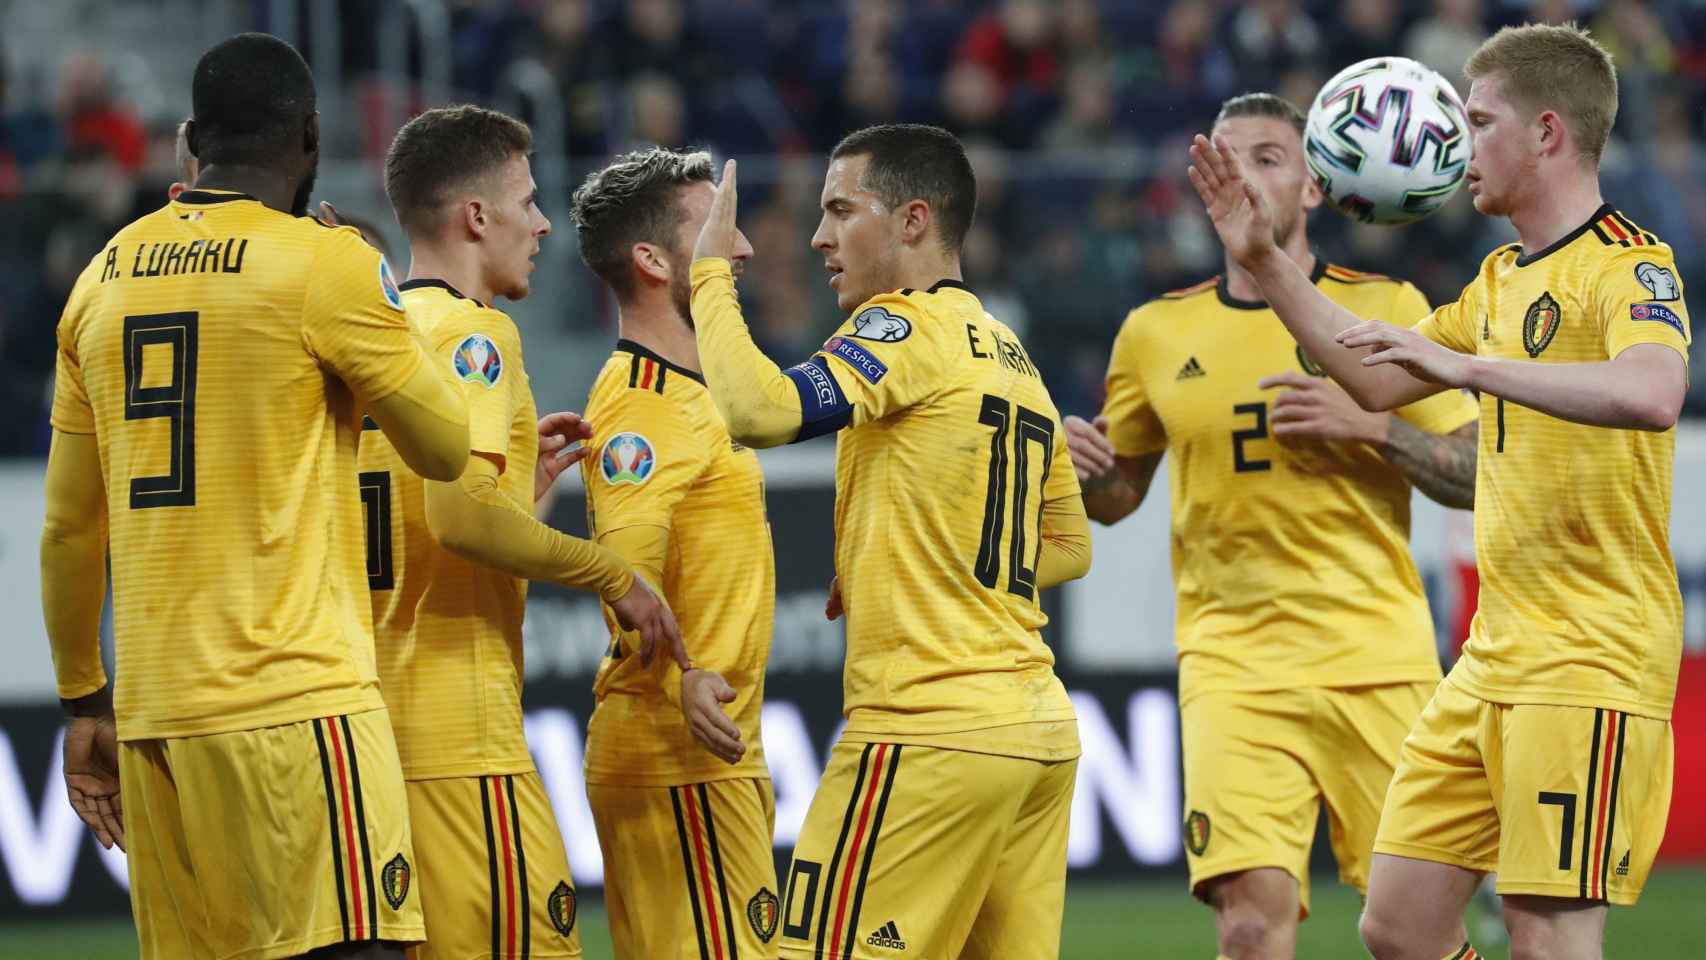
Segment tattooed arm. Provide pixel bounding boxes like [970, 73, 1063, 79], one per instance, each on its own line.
[1378, 419, 1478, 510]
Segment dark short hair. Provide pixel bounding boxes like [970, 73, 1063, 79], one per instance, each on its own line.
[570, 147, 715, 299]
[1215, 92, 1306, 136]
[384, 105, 533, 237]
[192, 33, 316, 167]
[830, 123, 976, 254]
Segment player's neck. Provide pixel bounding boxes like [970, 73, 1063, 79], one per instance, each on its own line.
[191, 164, 300, 215]
[616, 295, 701, 374]
[405, 244, 497, 307]
[1508, 175, 1604, 256]
[1223, 232, 1314, 304]
[890, 250, 962, 298]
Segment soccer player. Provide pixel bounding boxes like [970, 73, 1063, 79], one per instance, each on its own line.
[568, 147, 779, 959]
[690, 125, 1092, 960]
[363, 105, 683, 960]
[42, 33, 471, 960]
[1066, 92, 1479, 960]
[1190, 24, 1689, 960]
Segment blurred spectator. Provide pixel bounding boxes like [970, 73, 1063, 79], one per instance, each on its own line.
[953, 0, 1062, 141]
[1128, 1, 1237, 137]
[58, 52, 145, 174]
[623, 72, 688, 148]
[1591, 0, 1681, 142]
[1041, 60, 1136, 154]
[530, 0, 617, 155]
[1227, 0, 1324, 92]
[1405, 0, 1487, 91]
[1328, 0, 1408, 68]
[0, 47, 60, 198]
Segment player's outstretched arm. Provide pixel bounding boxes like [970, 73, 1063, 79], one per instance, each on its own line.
[689, 160, 808, 447]
[422, 457, 689, 670]
[1188, 134, 1443, 411]
[40, 430, 125, 851]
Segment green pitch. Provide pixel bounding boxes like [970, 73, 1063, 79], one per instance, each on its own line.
[4, 868, 1703, 958]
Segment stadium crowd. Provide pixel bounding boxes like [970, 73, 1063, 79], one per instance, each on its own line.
[2, 0, 1703, 456]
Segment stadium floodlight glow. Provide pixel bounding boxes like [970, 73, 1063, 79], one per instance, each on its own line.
[1305, 56, 1473, 226]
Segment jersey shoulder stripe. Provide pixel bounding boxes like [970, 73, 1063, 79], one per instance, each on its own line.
[616, 339, 706, 396]
[1593, 210, 1660, 248]
[1322, 264, 1394, 285]
[1160, 277, 1218, 300]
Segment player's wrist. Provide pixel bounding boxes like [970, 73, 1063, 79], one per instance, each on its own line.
[61, 683, 113, 719]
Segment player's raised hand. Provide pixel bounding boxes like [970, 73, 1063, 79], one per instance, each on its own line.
[63, 714, 124, 851]
[824, 575, 843, 621]
[1188, 134, 1278, 269]
[610, 575, 691, 670]
[692, 159, 739, 263]
[1337, 321, 1473, 387]
[1064, 415, 1118, 487]
[535, 411, 595, 503]
[681, 669, 745, 764]
[1259, 371, 1390, 444]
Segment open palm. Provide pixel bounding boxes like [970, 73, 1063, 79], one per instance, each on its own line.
[1186, 134, 1278, 268]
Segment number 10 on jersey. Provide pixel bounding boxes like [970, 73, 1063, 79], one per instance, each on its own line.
[974, 394, 1055, 601]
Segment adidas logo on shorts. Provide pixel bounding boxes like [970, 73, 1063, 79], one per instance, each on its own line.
[1616, 850, 1630, 877]
[866, 920, 907, 950]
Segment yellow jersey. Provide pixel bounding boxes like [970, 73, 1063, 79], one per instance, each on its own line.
[1102, 261, 1477, 702]
[1414, 205, 1691, 719]
[580, 341, 774, 786]
[359, 280, 539, 779]
[50, 189, 423, 740]
[794, 279, 1082, 758]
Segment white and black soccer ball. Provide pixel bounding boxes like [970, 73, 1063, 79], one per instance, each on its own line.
[1304, 56, 1472, 226]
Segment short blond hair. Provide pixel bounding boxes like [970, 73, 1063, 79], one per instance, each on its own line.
[1465, 22, 1618, 165]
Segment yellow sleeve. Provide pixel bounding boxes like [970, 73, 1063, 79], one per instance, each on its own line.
[301, 230, 429, 404]
[1411, 282, 1479, 356]
[1037, 424, 1091, 588]
[50, 271, 97, 435]
[428, 308, 525, 472]
[596, 524, 688, 707]
[689, 258, 805, 447]
[1100, 308, 1165, 457]
[40, 430, 109, 699]
[1595, 246, 1691, 362]
[1389, 281, 1479, 434]
[424, 457, 635, 602]
[810, 293, 947, 429]
[584, 388, 710, 533]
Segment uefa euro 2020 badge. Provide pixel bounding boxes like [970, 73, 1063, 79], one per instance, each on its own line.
[451, 333, 503, 388]
[601, 432, 656, 486]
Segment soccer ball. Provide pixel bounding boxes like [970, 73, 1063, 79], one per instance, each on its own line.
[1304, 57, 1472, 225]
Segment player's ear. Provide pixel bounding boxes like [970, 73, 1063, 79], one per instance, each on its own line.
[183, 119, 200, 159]
[1301, 171, 1324, 210]
[898, 198, 932, 247]
[630, 241, 671, 287]
[463, 198, 488, 240]
[1535, 108, 1564, 158]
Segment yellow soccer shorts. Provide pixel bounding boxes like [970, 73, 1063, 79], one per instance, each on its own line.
[1374, 677, 1674, 904]
[120, 709, 424, 960]
[777, 740, 1077, 960]
[587, 778, 779, 959]
[406, 771, 581, 959]
[1180, 682, 1435, 914]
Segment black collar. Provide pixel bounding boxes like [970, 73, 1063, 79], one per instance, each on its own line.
[1216, 257, 1328, 310]
[1514, 202, 1614, 268]
[399, 278, 486, 308]
[617, 338, 706, 385]
[899, 279, 976, 297]
[174, 189, 257, 205]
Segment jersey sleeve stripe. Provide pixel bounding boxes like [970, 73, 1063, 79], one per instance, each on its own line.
[313, 719, 353, 941]
[1578, 708, 1604, 899]
[338, 714, 379, 933]
[1598, 713, 1628, 899]
[671, 787, 715, 960]
[842, 744, 901, 958]
[504, 775, 532, 958]
[814, 743, 874, 954]
[1609, 211, 1649, 246]
[697, 784, 741, 960]
[481, 777, 503, 959]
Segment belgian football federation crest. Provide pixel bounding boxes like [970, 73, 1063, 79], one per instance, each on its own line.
[1184, 810, 1211, 856]
[747, 887, 779, 943]
[382, 853, 411, 909]
[1295, 345, 1326, 377]
[1522, 291, 1561, 357]
[548, 880, 577, 936]
[600, 432, 656, 486]
[451, 333, 503, 388]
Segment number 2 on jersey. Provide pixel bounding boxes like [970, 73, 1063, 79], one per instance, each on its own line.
[974, 394, 1055, 600]
[122, 312, 198, 508]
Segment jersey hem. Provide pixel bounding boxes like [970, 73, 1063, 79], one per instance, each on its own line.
[1176, 668, 1443, 706]
[116, 689, 386, 742]
[841, 706, 1079, 737]
[400, 757, 537, 782]
[1444, 672, 1672, 721]
[583, 768, 774, 788]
